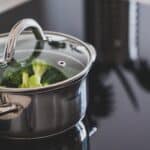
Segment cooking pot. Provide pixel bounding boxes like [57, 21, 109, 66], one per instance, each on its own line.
[0, 18, 96, 139]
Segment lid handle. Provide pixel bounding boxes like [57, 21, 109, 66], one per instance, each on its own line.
[1, 18, 47, 64]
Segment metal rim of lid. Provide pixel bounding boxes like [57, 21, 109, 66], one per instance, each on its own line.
[0, 31, 96, 93]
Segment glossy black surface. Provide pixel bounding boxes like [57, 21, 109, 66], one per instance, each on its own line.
[88, 58, 150, 150]
[0, 122, 89, 150]
[1, 56, 150, 149]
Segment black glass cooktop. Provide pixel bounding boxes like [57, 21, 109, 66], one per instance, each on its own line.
[87, 58, 150, 150]
[0, 56, 150, 150]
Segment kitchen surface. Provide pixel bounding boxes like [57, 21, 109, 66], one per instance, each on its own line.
[0, 0, 150, 150]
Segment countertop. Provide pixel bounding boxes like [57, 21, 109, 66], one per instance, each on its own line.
[89, 58, 150, 150]
[1, 56, 150, 150]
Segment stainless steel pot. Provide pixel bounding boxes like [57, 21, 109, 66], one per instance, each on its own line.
[0, 19, 96, 139]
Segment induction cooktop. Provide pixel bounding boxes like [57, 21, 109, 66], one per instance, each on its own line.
[1, 56, 150, 150]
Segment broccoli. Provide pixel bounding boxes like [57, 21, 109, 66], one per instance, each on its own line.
[1, 68, 22, 87]
[0, 58, 67, 88]
[28, 59, 67, 87]
[28, 59, 48, 88]
[19, 72, 29, 88]
[41, 66, 67, 85]
[1, 61, 33, 88]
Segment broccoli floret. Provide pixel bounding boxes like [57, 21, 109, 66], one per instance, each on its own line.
[19, 72, 29, 88]
[28, 75, 42, 88]
[32, 59, 48, 77]
[0, 58, 67, 88]
[1, 62, 33, 88]
[1, 67, 22, 87]
[27, 59, 48, 88]
[41, 66, 67, 85]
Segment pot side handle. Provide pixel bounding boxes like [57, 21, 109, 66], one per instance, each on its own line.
[1, 18, 47, 64]
[0, 94, 20, 116]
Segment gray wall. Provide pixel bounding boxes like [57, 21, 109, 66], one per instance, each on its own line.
[139, 4, 150, 60]
[40, 0, 85, 40]
[0, 0, 43, 33]
[0, 0, 85, 40]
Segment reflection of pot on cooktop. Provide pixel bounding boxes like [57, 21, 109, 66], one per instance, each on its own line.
[86, 58, 150, 125]
[85, 60, 115, 130]
[124, 59, 150, 91]
[0, 122, 89, 150]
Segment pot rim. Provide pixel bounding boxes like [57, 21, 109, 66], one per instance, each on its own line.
[0, 31, 96, 93]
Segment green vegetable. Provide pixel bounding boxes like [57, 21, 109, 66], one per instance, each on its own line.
[42, 66, 67, 85]
[0, 58, 67, 88]
[32, 59, 48, 78]
[28, 75, 41, 87]
[27, 59, 48, 88]
[1, 61, 33, 88]
[19, 72, 29, 88]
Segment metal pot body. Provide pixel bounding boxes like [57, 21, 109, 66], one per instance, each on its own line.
[0, 19, 96, 139]
[0, 78, 87, 139]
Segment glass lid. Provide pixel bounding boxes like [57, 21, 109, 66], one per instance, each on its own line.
[0, 19, 96, 91]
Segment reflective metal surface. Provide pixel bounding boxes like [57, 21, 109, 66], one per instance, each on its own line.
[3, 18, 47, 63]
[0, 80, 87, 139]
[0, 122, 89, 150]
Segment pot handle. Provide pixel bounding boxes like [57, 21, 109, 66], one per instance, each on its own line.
[0, 94, 20, 115]
[1, 18, 47, 64]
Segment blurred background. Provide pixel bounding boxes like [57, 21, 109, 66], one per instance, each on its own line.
[1, 1, 150, 149]
[0, 0, 150, 64]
